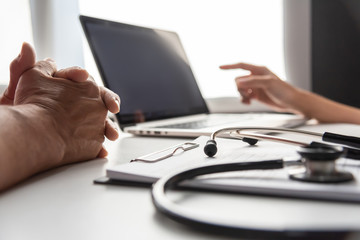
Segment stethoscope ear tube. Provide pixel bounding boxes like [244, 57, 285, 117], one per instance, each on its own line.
[323, 132, 360, 149]
[310, 141, 360, 160]
[206, 127, 360, 160]
[342, 147, 360, 160]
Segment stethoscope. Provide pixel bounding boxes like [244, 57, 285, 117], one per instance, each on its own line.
[151, 127, 360, 236]
[204, 127, 360, 183]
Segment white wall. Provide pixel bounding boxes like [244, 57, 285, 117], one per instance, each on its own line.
[79, 0, 284, 98]
[0, 0, 33, 85]
[283, 0, 311, 91]
[29, 0, 84, 70]
[0, 0, 83, 86]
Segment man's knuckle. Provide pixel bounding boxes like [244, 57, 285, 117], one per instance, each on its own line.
[21, 68, 42, 80]
[79, 81, 98, 95]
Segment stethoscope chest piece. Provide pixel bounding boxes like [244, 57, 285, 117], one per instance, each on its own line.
[289, 145, 354, 183]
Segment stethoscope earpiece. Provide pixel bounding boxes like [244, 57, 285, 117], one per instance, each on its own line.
[204, 140, 217, 157]
[241, 137, 258, 146]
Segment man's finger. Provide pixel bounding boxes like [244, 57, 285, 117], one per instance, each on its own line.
[97, 146, 108, 158]
[33, 58, 57, 77]
[105, 118, 119, 141]
[100, 86, 120, 114]
[54, 67, 89, 82]
[1, 42, 36, 105]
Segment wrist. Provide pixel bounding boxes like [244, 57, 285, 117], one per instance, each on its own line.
[13, 104, 66, 171]
[290, 89, 317, 119]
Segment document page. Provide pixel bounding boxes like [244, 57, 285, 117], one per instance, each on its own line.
[106, 136, 360, 202]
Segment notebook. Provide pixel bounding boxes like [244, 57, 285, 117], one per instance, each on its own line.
[80, 15, 305, 137]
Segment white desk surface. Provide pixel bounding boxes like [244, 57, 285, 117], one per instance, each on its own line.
[1, 124, 360, 240]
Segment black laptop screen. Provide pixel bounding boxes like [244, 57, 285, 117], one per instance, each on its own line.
[80, 16, 208, 126]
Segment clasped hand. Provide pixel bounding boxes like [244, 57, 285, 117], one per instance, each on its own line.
[0, 43, 120, 165]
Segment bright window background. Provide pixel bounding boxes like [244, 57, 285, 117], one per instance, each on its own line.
[79, 0, 284, 98]
[0, 1, 284, 99]
[0, 0, 33, 85]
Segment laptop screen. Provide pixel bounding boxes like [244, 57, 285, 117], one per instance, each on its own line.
[80, 16, 208, 126]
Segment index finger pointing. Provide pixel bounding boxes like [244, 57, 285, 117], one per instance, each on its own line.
[220, 62, 261, 71]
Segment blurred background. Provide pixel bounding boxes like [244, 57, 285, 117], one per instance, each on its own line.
[2, 0, 360, 109]
[0, 0, 284, 100]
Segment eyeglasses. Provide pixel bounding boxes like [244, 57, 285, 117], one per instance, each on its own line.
[130, 142, 199, 163]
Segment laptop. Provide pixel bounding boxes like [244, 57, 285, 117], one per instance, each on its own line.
[80, 15, 305, 137]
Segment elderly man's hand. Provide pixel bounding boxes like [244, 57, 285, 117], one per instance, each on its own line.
[1, 43, 120, 165]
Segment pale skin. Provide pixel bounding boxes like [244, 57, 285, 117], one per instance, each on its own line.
[220, 62, 360, 124]
[0, 43, 121, 191]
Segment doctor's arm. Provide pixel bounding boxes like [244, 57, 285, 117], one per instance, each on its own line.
[0, 43, 120, 191]
[220, 62, 360, 124]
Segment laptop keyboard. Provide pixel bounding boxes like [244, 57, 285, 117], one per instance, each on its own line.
[153, 113, 295, 129]
[155, 118, 245, 129]
[155, 120, 218, 129]
[133, 113, 305, 134]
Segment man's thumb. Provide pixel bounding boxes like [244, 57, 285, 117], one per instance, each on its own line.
[1, 42, 36, 104]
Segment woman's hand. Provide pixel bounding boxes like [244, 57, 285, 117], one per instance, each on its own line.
[220, 62, 303, 114]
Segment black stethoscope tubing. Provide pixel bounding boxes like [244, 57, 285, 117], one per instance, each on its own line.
[151, 160, 285, 232]
[151, 159, 355, 238]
